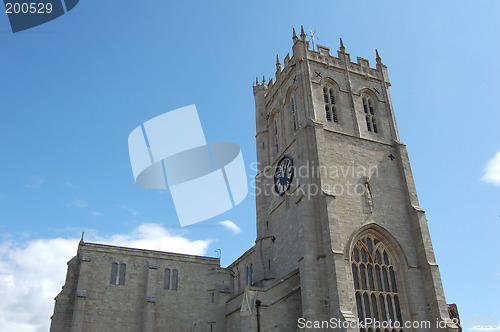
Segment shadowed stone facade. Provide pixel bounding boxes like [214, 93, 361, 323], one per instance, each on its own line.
[50, 27, 458, 332]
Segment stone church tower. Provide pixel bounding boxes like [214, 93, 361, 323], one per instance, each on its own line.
[50, 27, 458, 331]
[248, 26, 457, 330]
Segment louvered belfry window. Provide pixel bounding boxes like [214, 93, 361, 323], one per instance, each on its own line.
[363, 97, 378, 133]
[323, 87, 338, 123]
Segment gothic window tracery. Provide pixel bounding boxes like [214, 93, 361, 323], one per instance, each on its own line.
[352, 234, 403, 332]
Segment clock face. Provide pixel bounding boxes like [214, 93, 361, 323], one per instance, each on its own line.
[274, 155, 294, 196]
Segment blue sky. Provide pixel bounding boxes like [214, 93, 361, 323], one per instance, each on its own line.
[0, 1, 499, 331]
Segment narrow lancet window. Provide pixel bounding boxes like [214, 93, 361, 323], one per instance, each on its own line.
[250, 264, 254, 285]
[118, 263, 126, 285]
[164, 268, 171, 290]
[274, 118, 279, 153]
[110, 263, 118, 285]
[290, 95, 297, 131]
[172, 269, 178, 291]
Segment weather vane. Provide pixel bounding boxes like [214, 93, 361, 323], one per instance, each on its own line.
[308, 30, 319, 51]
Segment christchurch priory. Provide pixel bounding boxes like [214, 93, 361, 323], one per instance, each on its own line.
[50, 27, 459, 331]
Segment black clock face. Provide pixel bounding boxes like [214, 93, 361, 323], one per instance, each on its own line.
[274, 156, 294, 196]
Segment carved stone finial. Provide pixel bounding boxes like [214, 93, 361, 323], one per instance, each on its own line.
[276, 54, 282, 71]
[292, 27, 297, 41]
[262, 75, 266, 83]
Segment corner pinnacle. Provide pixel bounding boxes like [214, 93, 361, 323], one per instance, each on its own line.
[376, 49, 381, 63]
[340, 38, 345, 52]
[300, 25, 306, 40]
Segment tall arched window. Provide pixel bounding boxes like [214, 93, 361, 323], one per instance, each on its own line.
[290, 95, 297, 131]
[352, 234, 403, 331]
[236, 269, 240, 292]
[118, 263, 126, 285]
[164, 268, 171, 290]
[250, 264, 254, 285]
[273, 117, 279, 153]
[110, 262, 118, 285]
[363, 96, 378, 133]
[172, 269, 178, 291]
[323, 87, 339, 123]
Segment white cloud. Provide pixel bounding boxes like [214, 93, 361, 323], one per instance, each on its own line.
[482, 151, 500, 186]
[0, 238, 77, 332]
[94, 223, 212, 255]
[91, 211, 102, 217]
[68, 199, 88, 209]
[119, 205, 138, 216]
[0, 224, 212, 332]
[24, 176, 46, 189]
[219, 220, 242, 234]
